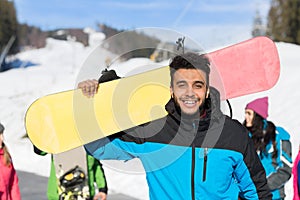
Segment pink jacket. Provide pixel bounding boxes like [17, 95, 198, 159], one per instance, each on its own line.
[293, 150, 300, 200]
[0, 148, 21, 200]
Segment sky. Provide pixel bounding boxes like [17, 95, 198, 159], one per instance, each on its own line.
[13, 0, 271, 50]
[0, 32, 299, 199]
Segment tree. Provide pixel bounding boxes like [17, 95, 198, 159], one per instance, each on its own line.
[267, 0, 300, 44]
[0, 0, 18, 54]
[252, 10, 266, 37]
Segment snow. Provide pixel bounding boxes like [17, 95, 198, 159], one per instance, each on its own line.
[0, 31, 299, 199]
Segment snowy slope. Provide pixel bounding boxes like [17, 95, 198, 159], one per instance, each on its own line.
[0, 35, 299, 199]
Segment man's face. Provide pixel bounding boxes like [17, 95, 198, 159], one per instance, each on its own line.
[170, 68, 209, 116]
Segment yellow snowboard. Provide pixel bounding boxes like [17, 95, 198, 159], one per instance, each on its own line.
[25, 36, 280, 154]
[26, 66, 171, 154]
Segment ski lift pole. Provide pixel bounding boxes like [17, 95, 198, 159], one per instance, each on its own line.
[0, 35, 16, 68]
[176, 36, 185, 54]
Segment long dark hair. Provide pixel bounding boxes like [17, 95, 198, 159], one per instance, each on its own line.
[243, 112, 277, 158]
[1, 142, 12, 167]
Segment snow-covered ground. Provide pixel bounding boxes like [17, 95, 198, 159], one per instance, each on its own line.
[0, 30, 299, 199]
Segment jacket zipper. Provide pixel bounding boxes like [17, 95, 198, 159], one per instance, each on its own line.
[191, 122, 196, 200]
[203, 147, 208, 182]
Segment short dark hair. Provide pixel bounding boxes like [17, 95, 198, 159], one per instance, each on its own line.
[0, 123, 4, 134]
[169, 52, 210, 87]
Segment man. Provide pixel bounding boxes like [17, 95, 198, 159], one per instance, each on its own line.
[78, 52, 272, 199]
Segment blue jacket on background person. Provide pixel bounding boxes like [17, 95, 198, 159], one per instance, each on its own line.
[244, 97, 292, 200]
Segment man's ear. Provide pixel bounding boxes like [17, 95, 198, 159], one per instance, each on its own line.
[206, 87, 210, 98]
[170, 87, 174, 98]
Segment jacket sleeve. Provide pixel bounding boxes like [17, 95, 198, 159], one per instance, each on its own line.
[238, 134, 272, 200]
[84, 133, 138, 161]
[267, 139, 292, 190]
[292, 151, 300, 200]
[95, 161, 108, 194]
[10, 163, 21, 200]
[87, 154, 108, 194]
[47, 156, 60, 200]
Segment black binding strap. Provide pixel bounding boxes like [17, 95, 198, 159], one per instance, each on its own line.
[226, 99, 233, 118]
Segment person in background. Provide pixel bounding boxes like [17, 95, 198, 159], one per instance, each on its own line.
[293, 145, 300, 200]
[0, 123, 21, 200]
[86, 154, 108, 200]
[243, 97, 292, 200]
[34, 146, 108, 200]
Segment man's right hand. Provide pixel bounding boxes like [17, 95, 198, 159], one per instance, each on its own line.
[77, 79, 99, 98]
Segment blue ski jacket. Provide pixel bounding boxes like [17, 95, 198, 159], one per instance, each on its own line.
[85, 91, 271, 200]
[256, 126, 292, 200]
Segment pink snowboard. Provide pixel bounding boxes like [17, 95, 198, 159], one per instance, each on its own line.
[208, 36, 280, 100]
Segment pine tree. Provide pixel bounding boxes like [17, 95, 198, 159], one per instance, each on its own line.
[252, 10, 266, 37]
[0, 0, 18, 54]
[267, 0, 300, 44]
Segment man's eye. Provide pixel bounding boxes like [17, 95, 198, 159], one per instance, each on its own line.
[194, 84, 203, 88]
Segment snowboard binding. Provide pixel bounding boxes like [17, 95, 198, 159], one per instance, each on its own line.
[58, 165, 89, 200]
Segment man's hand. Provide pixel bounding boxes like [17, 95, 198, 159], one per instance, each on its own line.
[93, 191, 107, 200]
[77, 79, 98, 97]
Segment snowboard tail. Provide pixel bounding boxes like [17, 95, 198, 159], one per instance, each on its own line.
[25, 36, 280, 154]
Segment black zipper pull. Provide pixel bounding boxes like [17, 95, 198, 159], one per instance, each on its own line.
[203, 147, 208, 182]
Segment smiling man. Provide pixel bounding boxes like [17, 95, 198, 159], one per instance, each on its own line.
[80, 52, 272, 200]
[169, 53, 210, 117]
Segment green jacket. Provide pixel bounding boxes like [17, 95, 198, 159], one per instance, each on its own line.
[86, 154, 108, 197]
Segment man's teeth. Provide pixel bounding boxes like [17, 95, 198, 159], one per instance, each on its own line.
[183, 100, 196, 104]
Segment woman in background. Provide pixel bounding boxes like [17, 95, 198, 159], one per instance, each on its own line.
[0, 123, 21, 200]
[243, 97, 293, 200]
